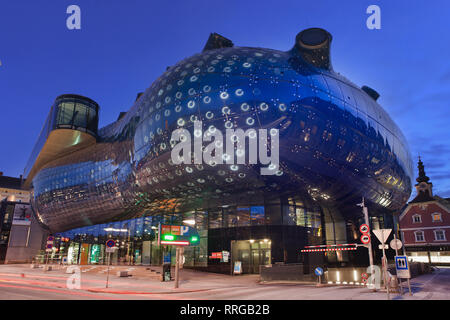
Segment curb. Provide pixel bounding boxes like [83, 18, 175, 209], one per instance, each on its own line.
[86, 288, 213, 295]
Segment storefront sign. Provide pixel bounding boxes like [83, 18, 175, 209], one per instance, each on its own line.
[209, 252, 223, 259]
[222, 251, 230, 263]
[233, 261, 242, 274]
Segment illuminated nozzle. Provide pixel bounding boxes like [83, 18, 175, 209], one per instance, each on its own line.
[295, 28, 333, 70]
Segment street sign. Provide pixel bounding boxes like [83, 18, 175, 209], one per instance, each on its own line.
[159, 224, 200, 246]
[314, 267, 324, 276]
[47, 236, 54, 242]
[378, 244, 389, 249]
[361, 273, 368, 284]
[361, 234, 371, 244]
[390, 238, 403, 250]
[163, 253, 171, 264]
[373, 229, 392, 244]
[395, 256, 411, 279]
[106, 247, 117, 253]
[46, 243, 53, 249]
[105, 239, 116, 248]
[359, 224, 370, 234]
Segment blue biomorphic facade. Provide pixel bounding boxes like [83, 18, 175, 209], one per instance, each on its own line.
[25, 29, 413, 270]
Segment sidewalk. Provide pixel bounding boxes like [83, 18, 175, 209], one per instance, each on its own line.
[0, 263, 260, 294]
[0, 264, 448, 299]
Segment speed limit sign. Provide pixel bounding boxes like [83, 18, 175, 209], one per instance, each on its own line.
[361, 234, 371, 244]
[359, 224, 370, 234]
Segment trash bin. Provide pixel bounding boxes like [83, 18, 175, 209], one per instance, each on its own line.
[162, 263, 171, 282]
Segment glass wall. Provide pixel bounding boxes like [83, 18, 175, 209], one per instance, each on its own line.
[54, 95, 99, 135]
[24, 94, 99, 179]
[54, 198, 325, 267]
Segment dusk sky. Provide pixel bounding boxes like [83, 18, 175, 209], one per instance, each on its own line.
[1, 0, 449, 198]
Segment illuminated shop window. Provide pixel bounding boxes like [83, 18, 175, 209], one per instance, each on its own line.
[250, 206, 265, 225]
[296, 207, 306, 227]
[208, 210, 223, 229]
[236, 207, 250, 226]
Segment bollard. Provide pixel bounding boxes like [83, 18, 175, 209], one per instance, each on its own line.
[389, 275, 400, 293]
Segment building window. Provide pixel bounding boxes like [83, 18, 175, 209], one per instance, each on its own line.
[434, 230, 446, 241]
[414, 231, 425, 242]
[412, 214, 422, 224]
[431, 213, 442, 222]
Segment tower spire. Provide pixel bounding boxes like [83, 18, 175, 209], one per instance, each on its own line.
[416, 156, 430, 184]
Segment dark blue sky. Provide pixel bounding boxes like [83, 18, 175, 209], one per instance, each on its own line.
[1, 0, 449, 198]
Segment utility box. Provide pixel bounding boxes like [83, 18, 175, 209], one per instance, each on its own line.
[162, 263, 171, 281]
[117, 271, 129, 277]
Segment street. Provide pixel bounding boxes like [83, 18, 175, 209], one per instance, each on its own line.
[0, 264, 448, 300]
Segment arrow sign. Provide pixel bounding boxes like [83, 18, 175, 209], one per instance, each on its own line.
[314, 267, 324, 276]
[372, 229, 392, 244]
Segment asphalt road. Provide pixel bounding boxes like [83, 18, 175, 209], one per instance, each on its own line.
[0, 265, 448, 300]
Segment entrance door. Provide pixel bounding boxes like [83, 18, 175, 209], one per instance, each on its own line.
[232, 240, 271, 274]
[251, 249, 260, 273]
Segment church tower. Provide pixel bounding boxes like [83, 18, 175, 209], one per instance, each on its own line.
[413, 156, 434, 201]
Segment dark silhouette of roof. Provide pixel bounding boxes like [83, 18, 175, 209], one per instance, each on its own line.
[0, 175, 23, 189]
[202, 33, 234, 52]
[409, 191, 435, 203]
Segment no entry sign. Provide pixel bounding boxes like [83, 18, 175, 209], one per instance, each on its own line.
[361, 234, 371, 244]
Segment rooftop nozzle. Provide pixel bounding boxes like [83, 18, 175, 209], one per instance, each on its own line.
[295, 28, 333, 70]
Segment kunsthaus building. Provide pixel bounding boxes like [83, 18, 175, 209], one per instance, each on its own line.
[23, 28, 413, 274]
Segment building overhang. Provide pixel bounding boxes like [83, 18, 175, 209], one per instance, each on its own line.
[23, 129, 96, 189]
